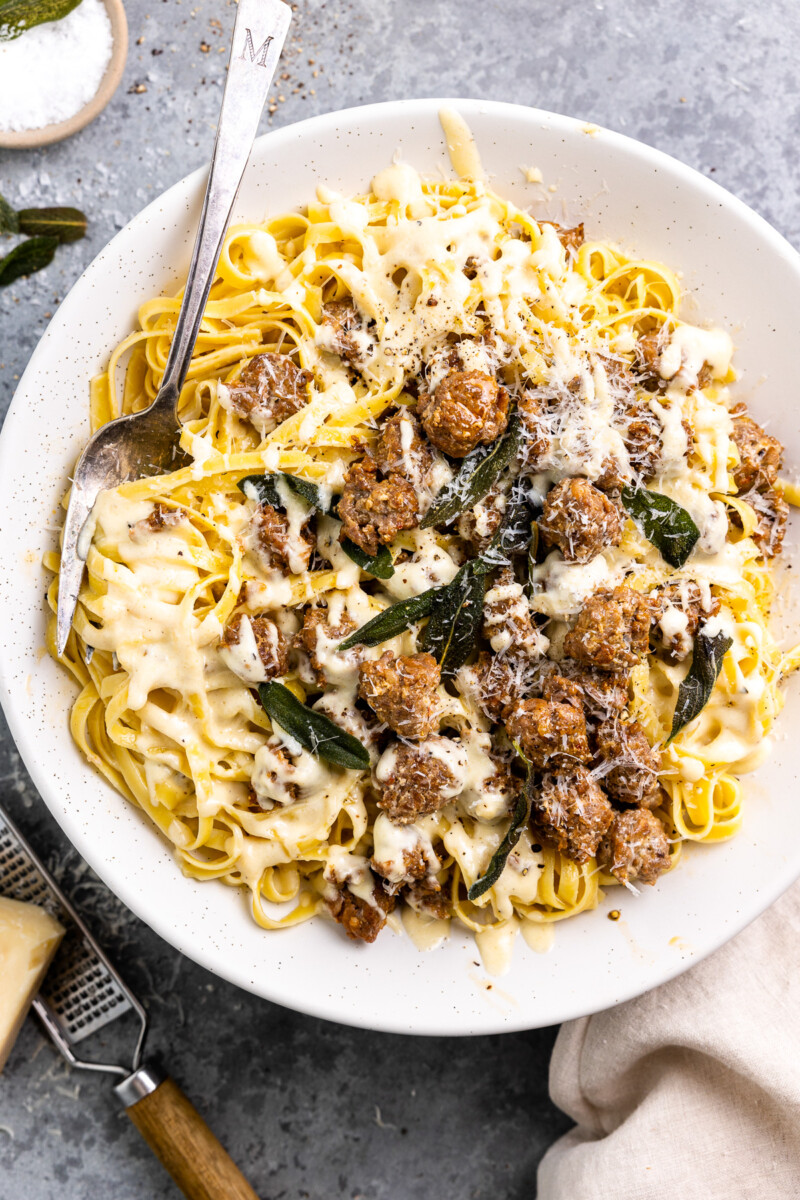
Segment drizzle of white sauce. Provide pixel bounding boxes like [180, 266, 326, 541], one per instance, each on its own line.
[659, 324, 733, 387]
[381, 529, 460, 601]
[371, 162, 433, 218]
[521, 921, 555, 954]
[475, 919, 518, 977]
[371, 813, 439, 885]
[401, 905, 450, 951]
[531, 549, 623, 618]
[219, 615, 271, 684]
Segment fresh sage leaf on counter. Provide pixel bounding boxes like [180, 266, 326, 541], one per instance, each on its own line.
[420, 412, 522, 529]
[421, 560, 487, 676]
[258, 681, 370, 771]
[468, 790, 530, 901]
[0, 194, 19, 235]
[667, 630, 733, 744]
[339, 538, 395, 580]
[18, 206, 87, 243]
[338, 588, 438, 651]
[0, 0, 81, 40]
[621, 485, 700, 569]
[0, 236, 58, 287]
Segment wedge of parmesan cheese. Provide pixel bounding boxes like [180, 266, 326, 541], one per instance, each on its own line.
[0, 896, 64, 1072]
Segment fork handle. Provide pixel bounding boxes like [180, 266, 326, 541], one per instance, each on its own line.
[118, 1067, 259, 1200]
[158, 0, 292, 408]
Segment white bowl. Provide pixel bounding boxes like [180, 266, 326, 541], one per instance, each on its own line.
[2, 99, 799, 1035]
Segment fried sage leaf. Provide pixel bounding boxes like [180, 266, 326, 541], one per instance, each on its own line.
[340, 517, 512, 654]
[338, 588, 438, 651]
[0, 236, 58, 287]
[18, 206, 87, 243]
[0, 194, 19, 235]
[667, 630, 733, 744]
[238, 471, 331, 512]
[282, 474, 329, 510]
[0, 0, 81, 40]
[420, 412, 522, 529]
[421, 560, 487, 675]
[480, 484, 538, 571]
[468, 790, 530, 901]
[239, 472, 283, 508]
[258, 681, 370, 771]
[621, 485, 700, 569]
[339, 538, 395, 580]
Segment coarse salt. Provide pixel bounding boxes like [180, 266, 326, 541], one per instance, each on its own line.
[0, 0, 113, 133]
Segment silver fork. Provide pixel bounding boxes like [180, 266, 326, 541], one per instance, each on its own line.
[56, 0, 292, 655]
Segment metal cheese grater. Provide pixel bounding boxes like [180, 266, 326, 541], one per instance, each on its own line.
[0, 803, 146, 1080]
[0, 802, 259, 1200]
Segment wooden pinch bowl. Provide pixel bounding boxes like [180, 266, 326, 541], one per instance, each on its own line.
[0, 0, 128, 150]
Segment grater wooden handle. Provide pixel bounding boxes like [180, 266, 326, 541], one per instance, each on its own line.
[125, 1075, 260, 1200]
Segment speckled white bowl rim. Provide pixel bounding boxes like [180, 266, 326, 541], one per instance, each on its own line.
[1, 98, 799, 1036]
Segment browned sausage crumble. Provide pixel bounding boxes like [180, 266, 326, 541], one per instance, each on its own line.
[483, 567, 547, 659]
[531, 768, 614, 864]
[539, 477, 623, 563]
[731, 411, 783, 493]
[516, 391, 552, 469]
[418, 370, 510, 457]
[338, 456, 419, 556]
[564, 586, 660, 673]
[471, 651, 532, 723]
[250, 504, 315, 574]
[326, 881, 395, 942]
[545, 664, 631, 724]
[374, 409, 437, 482]
[403, 878, 449, 919]
[542, 221, 585, 255]
[458, 487, 506, 553]
[227, 351, 313, 431]
[598, 808, 671, 886]
[358, 651, 441, 739]
[321, 299, 374, 366]
[504, 698, 591, 769]
[143, 502, 185, 532]
[729, 408, 787, 556]
[594, 718, 661, 808]
[651, 581, 720, 661]
[378, 741, 460, 824]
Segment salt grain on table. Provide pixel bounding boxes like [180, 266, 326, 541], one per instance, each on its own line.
[0, 0, 113, 133]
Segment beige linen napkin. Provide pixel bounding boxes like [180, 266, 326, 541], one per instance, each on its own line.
[537, 879, 800, 1199]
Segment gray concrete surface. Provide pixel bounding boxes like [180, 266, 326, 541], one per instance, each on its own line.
[1, 0, 799, 1196]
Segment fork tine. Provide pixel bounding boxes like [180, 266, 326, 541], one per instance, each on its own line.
[56, 477, 98, 655]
